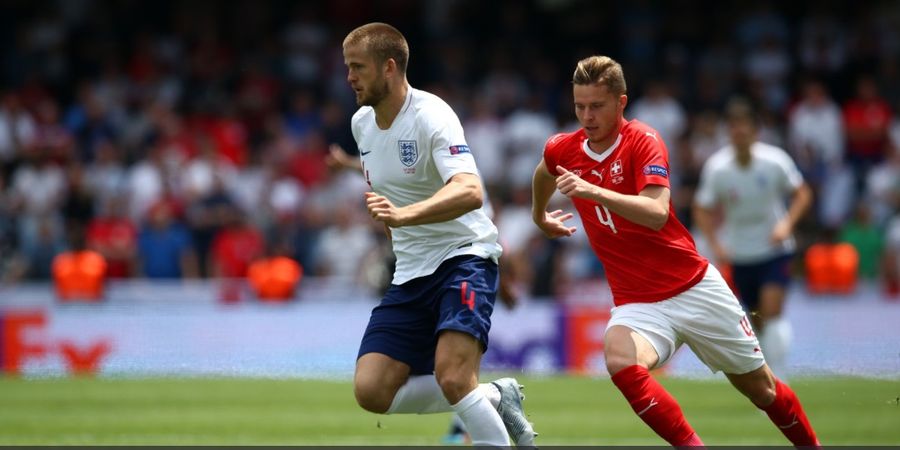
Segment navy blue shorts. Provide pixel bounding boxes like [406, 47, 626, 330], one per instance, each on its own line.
[731, 253, 793, 312]
[357, 255, 498, 375]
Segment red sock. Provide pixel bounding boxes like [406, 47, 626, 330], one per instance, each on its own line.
[761, 379, 819, 446]
[611, 365, 702, 446]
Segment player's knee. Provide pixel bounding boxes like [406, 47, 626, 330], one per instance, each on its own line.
[748, 380, 777, 407]
[605, 354, 638, 376]
[730, 367, 777, 407]
[354, 379, 392, 414]
[435, 370, 474, 405]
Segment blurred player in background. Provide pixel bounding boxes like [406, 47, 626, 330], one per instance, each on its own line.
[333, 22, 535, 446]
[531, 55, 818, 446]
[693, 99, 813, 373]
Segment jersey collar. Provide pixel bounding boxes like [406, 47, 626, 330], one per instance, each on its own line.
[581, 133, 622, 164]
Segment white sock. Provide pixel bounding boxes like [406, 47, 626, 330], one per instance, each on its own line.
[760, 317, 792, 374]
[480, 382, 501, 409]
[386, 375, 453, 414]
[452, 387, 510, 446]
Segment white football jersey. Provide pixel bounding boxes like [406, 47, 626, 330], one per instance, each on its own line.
[695, 142, 804, 264]
[351, 86, 502, 284]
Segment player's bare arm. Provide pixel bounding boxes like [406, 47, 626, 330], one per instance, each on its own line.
[770, 182, 812, 244]
[556, 165, 669, 231]
[692, 203, 730, 264]
[532, 160, 577, 238]
[365, 172, 482, 227]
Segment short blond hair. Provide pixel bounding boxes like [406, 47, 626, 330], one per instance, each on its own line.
[343, 22, 409, 74]
[572, 56, 627, 95]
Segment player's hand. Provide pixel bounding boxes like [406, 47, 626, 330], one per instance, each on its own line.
[770, 219, 791, 244]
[556, 165, 598, 200]
[497, 273, 520, 309]
[365, 192, 406, 227]
[326, 144, 357, 172]
[534, 209, 577, 238]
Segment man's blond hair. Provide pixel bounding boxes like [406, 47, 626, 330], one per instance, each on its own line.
[343, 22, 409, 74]
[572, 56, 627, 95]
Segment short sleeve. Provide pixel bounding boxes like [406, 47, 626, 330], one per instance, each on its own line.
[543, 134, 565, 176]
[350, 108, 364, 144]
[429, 108, 479, 183]
[632, 132, 670, 192]
[774, 149, 804, 193]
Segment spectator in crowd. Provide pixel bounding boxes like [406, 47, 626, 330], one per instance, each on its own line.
[60, 162, 95, 230]
[839, 204, 884, 280]
[85, 139, 128, 213]
[0, 0, 898, 300]
[8, 147, 66, 260]
[788, 79, 852, 228]
[843, 75, 893, 186]
[865, 144, 900, 226]
[31, 99, 74, 163]
[885, 216, 900, 297]
[0, 91, 36, 174]
[86, 194, 138, 278]
[136, 200, 197, 278]
[629, 80, 689, 200]
[5, 215, 65, 281]
[64, 83, 117, 163]
[313, 201, 375, 281]
[209, 206, 265, 278]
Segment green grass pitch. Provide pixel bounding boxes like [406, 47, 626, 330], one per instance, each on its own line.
[1, 375, 898, 445]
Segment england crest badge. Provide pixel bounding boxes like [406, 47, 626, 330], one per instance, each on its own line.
[398, 140, 418, 167]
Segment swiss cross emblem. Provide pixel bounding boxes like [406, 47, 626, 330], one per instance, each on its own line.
[610, 159, 623, 176]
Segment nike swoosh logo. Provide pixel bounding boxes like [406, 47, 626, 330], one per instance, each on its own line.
[637, 397, 659, 416]
[360, 150, 372, 156]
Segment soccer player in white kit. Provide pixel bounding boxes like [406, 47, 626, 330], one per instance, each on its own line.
[339, 23, 536, 446]
[693, 100, 813, 373]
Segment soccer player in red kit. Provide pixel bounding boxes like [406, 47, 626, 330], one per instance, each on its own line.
[532, 55, 819, 446]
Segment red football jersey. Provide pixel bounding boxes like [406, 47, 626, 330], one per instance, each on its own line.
[543, 119, 708, 305]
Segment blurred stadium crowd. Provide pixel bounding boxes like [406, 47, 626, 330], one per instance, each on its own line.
[0, 0, 898, 298]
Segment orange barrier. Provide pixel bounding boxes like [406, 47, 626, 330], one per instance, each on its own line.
[804, 243, 859, 294]
[247, 256, 303, 302]
[51, 250, 107, 301]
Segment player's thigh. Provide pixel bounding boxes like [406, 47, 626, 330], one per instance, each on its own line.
[355, 352, 411, 391]
[357, 281, 442, 376]
[604, 303, 677, 374]
[758, 254, 793, 319]
[758, 283, 787, 319]
[354, 352, 411, 412]
[604, 325, 662, 375]
[672, 265, 765, 374]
